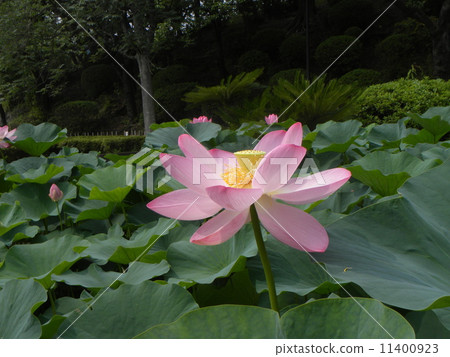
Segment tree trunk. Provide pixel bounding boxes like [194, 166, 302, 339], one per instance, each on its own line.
[136, 53, 156, 134]
[120, 57, 137, 120]
[433, 0, 450, 79]
[0, 103, 7, 126]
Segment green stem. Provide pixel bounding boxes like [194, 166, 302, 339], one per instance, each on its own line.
[55, 202, 63, 231]
[121, 204, 131, 238]
[48, 289, 56, 315]
[249, 204, 279, 313]
[43, 218, 49, 234]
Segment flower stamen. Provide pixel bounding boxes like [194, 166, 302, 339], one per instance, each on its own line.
[221, 150, 265, 188]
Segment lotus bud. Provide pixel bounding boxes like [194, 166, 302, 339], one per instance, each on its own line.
[265, 114, 278, 125]
[49, 184, 63, 202]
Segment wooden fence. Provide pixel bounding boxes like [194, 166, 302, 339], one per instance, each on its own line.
[68, 130, 145, 137]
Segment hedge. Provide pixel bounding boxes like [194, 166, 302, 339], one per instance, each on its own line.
[354, 78, 450, 126]
[58, 136, 145, 154]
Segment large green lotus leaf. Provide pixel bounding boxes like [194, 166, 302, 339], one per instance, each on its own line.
[64, 198, 115, 222]
[52, 264, 121, 288]
[0, 235, 89, 289]
[77, 165, 133, 202]
[281, 298, 415, 338]
[0, 182, 76, 221]
[402, 129, 436, 145]
[367, 119, 417, 148]
[0, 203, 28, 236]
[82, 219, 175, 265]
[0, 223, 39, 246]
[434, 308, 450, 330]
[119, 261, 170, 285]
[57, 281, 198, 338]
[318, 162, 450, 311]
[52, 261, 170, 288]
[12, 123, 67, 156]
[149, 221, 197, 253]
[312, 181, 371, 214]
[5, 158, 63, 184]
[0, 241, 7, 265]
[0, 279, 47, 338]
[421, 146, 450, 162]
[144, 122, 221, 148]
[312, 120, 363, 153]
[410, 106, 450, 141]
[136, 305, 282, 338]
[50, 149, 104, 170]
[405, 310, 450, 338]
[406, 143, 450, 163]
[348, 151, 438, 196]
[192, 270, 258, 307]
[247, 239, 341, 296]
[166, 225, 258, 284]
[40, 296, 91, 339]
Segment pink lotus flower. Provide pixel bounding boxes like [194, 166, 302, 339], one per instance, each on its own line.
[147, 123, 351, 252]
[0, 125, 17, 149]
[265, 114, 278, 125]
[49, 184, 64, 202]
[191, 116, 212, 124]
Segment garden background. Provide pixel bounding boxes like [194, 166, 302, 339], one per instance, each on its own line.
[0, 0, 449, 339]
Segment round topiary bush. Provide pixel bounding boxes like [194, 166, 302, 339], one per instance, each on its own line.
[153, 64, 191, 89]
[251, 28, 286, 55]
[237, 50, 271, 73]
[279, 33, 306, 67]
[375, 34, 416, 78]
[344, 26, 362, 37]
[314, 35, 362, 76]
[52, 101, 100, 133]
[354, 78, 450, 126]
[81, 64, 118, 99]
[328, 0, 374, 32]
[339, 69, 382, 87]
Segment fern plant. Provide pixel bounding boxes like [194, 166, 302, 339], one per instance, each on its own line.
[265, 71, 361, 128]
[183, 69, 264, 127]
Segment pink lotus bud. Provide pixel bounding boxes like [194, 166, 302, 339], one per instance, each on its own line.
[265, 114, 279, 125]
[0, 125, 17, 149]
[49, 184, 63, 202]
[191, 116, 212, 124]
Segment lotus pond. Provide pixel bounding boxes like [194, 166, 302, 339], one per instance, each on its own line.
[0, 107, 449, 339]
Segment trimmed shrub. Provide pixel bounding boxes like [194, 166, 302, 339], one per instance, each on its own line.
[355, 78, 450, 126]
[59, 136, 145, 154]
[279, 33, 306, 67]
[237, 50, 271, 73]
[339, 69, 382, 87]
[394, 18, 431, 45]
[344, 26, 362, 37]
[375, 34, 416, 78]
[251, 28, 286, 55]
[154, 82, 197, 123]
[52, 101, 100, 133]
[328, 0, 374, 32]
[314, 35, 362, 76]
[153, 65, 191, 89]
[81, 64, 118, 98]
[376, 18, 432, 79]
